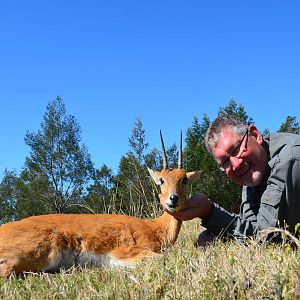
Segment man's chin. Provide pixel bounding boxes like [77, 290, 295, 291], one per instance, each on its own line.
[242, 170, 264, 187]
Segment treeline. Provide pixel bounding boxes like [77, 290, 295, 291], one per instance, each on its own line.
[0, 97, 299, 223]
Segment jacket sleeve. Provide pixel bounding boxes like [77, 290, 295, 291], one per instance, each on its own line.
[202, 170, 286, 239]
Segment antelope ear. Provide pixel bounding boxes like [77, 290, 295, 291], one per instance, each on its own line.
[186, 171, 201, 184]
[147, 168, 162, 185]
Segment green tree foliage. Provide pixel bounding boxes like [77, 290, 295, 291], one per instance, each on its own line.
[2, 96, 298, 221]
[144, 148, 161, 171]
[113, 118, 156, 216]
[185, 100, 254, 212]
[15, 170, 53, 218]
[262, 128, 270, 136]
[128, 117, 149, 163]
[19, 96, 94, 215]
[278, 115, 300, 134]
[185, 115, 217, 196]
[0, 170, 18, 223]
[112, 117, 181, 217]
[84, 164, 115, 213]
[218, 99, 253, 125]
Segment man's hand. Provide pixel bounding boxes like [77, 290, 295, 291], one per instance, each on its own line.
[159, 193, 213, 221]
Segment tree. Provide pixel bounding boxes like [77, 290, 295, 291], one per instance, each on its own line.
[114, 118, 162, 217]
[20, 96, 94, 214]
[185, 115, 205, 171]
[218, 98, 253, 125]
[85, 164, 115, 213]
[0, 170, 18, 223]
[115, 133, 148, 215]
[278, 115, 300, 134]
[128, 117, 148, 164]
[144, 148, 161, 171]
[184, 100, 255, 212]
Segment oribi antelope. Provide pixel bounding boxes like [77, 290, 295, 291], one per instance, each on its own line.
[0, 131, 200, 276]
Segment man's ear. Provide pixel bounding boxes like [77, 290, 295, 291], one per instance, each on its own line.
[147, 168, 161, 185]
[186, 170, 201, 184]
[249, 124, 263, 145]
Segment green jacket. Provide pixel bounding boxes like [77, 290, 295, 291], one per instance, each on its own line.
[203, 132, 300, 239]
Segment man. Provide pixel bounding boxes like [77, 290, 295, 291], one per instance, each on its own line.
[162, 115, 300, 246]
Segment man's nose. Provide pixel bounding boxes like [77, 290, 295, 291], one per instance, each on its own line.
[230, 156, 243, 171]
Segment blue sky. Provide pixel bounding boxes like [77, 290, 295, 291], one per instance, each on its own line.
[0, 1, 299, 179]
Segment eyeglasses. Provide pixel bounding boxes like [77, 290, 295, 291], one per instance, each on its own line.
[219, 129, 248, 172]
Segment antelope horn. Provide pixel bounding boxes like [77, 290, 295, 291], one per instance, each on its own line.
[160, 130, 168, 170]
[178, 130, 183, 168]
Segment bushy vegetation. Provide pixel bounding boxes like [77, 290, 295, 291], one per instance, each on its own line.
[1, 97, 299, 222]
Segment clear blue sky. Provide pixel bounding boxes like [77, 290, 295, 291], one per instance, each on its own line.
[0, 1, 299, 179]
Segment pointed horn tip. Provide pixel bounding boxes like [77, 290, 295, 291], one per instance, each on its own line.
[160, 130, 168, 170]
[178, 129, 183, 168]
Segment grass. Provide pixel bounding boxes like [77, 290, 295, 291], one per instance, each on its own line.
[0, 219, 299, 300]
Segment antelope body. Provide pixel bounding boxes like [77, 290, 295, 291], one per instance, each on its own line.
[0, 132, 200, 276]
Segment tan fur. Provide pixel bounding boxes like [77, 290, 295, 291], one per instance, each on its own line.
[0, 168, 200, 276]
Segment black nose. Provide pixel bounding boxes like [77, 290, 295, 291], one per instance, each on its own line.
[170, 194, 179, 204]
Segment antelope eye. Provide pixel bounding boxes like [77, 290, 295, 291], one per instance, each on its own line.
[160, 178, 165, 185]
[182, 177, 188, 185]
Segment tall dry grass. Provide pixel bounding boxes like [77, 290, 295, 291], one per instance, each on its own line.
[1, 172, 300, 299]
[0, 219, 299, 299]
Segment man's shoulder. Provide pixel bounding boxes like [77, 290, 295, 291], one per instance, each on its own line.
[266, 132, 300, 161]
[268, 132, 300, 144]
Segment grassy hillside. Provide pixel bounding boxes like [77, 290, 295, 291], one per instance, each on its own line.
[0, 219, 299, 299]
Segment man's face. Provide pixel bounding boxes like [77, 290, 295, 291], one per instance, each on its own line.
[211, 125, 268, 187]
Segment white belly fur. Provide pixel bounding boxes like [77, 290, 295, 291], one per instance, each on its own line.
[44, 251, 132, 272]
